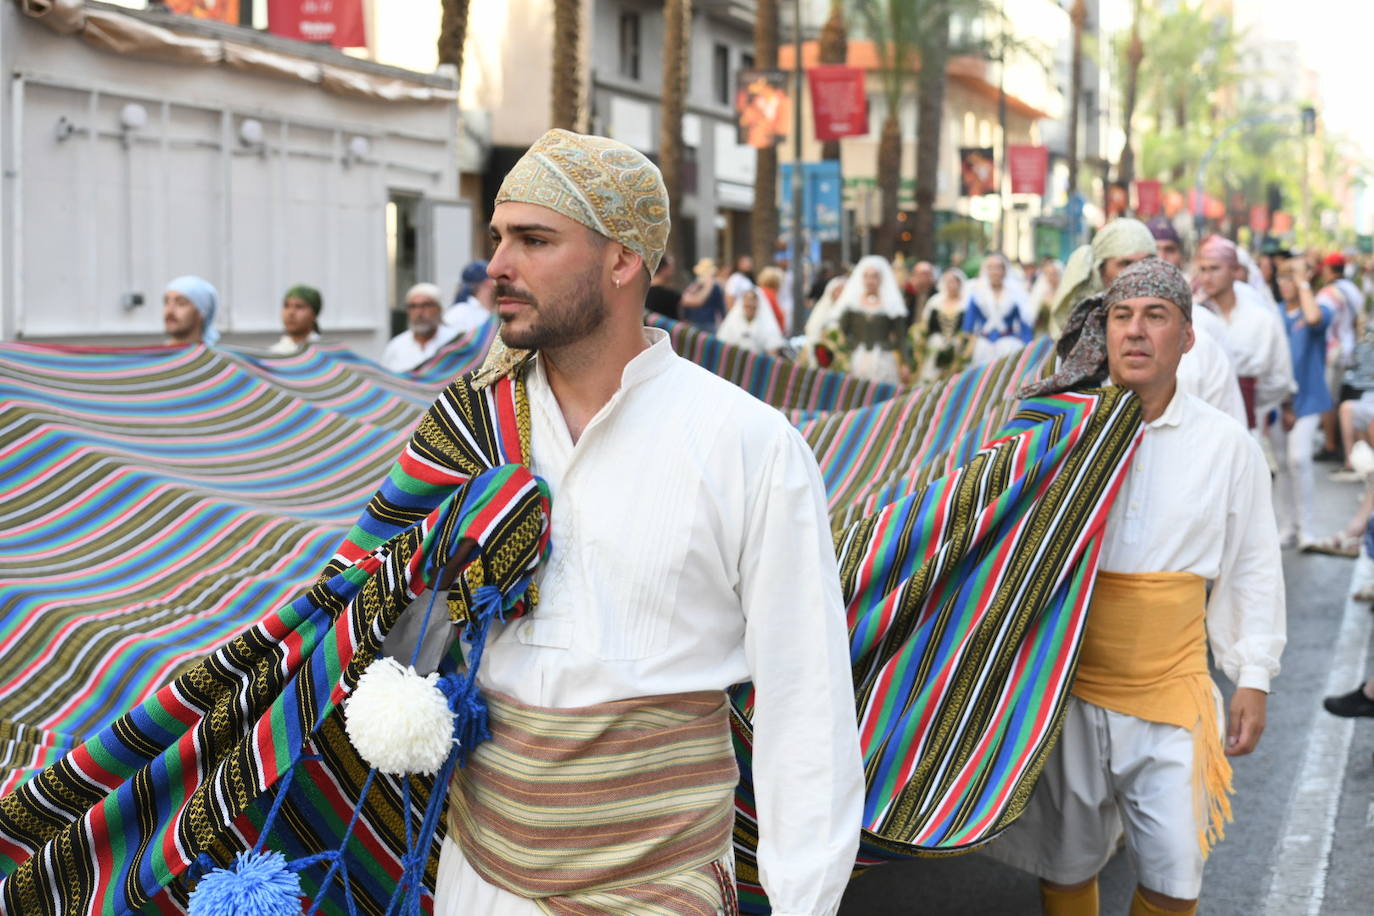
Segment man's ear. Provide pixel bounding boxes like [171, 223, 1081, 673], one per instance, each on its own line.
[611, 244, 647, 291]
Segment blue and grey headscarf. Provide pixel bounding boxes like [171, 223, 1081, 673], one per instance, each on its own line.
[166, 276, 220, 346]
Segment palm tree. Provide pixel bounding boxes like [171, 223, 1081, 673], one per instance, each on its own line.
[853, 0, 920, 259]
[817, 0, 848, 164]
[751, 0, 780, 269]
[908, 2, 950, 263]
[550, 0, 582, 130]
[437, 0, 470, 76]
[659, 0, 692, 283]
[907, 0, 1014, 261]
[1115, 0, 1143, 187]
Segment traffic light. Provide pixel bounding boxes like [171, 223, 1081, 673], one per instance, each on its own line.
[1302, 106, 1317, 136]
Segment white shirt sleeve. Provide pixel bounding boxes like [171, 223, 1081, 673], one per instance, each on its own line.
[1256, 308, 1297, 413]
[739, 426, 863, 916]
[1206, 434, 1287, 692]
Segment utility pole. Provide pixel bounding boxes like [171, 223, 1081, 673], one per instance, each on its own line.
[996, 7, 1008, 255]
[1066, 0, 1086, 196]
[789, 0, 805, 336]
[1301, 105, 1317, 245]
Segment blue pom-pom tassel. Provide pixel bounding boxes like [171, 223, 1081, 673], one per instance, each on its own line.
[188, 850, 302, 916]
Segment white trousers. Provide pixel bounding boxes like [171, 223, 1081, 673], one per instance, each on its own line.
[983, 697, 1206, 900]
[1265, 412, 1320, 542]
[435, 833, 542, 916]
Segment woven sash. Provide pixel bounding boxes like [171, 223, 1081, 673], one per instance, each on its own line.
[1072, 571, 1233, 858]
[447, 689, 739, 915]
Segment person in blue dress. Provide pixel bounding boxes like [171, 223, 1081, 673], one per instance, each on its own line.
[1270, 255, 1333, 548]
[962, 253, 1032, 365]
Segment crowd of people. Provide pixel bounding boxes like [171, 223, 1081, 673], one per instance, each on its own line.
[136, 142, 1374, 915]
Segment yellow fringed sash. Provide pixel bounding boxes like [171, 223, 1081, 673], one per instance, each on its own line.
[1072, 571, 1232, 859]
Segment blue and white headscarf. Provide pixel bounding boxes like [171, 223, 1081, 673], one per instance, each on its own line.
[166, 275, 220, 346]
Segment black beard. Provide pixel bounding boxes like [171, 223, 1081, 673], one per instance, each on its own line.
[496, 268, 607, 350]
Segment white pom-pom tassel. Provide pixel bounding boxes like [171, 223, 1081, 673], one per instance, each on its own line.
[345, 657, 455, 775]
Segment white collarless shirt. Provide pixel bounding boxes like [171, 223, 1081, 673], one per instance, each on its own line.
[1098, 388, 1286, 692]
[474, 328, 862, 916]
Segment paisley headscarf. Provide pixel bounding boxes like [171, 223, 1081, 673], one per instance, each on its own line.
[1020, 257, 1192, 398]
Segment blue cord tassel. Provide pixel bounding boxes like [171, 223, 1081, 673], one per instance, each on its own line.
[188, 850, 302, 916]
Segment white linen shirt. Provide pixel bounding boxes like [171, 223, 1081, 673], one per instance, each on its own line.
[474, 327, 863, 916]
[1176, 310, 1247, 427]
[1200, 283, 1295, 415]
[380, 325, 460, 373]
[1097, 388, 1286, 693]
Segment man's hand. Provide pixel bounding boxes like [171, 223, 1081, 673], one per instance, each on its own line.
[1225, 687, 1267, 756]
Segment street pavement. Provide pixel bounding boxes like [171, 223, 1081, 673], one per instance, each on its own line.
[838, 461, 1374, 915]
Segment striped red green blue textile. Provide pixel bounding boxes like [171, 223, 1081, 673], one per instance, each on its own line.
[0, 324, 1137, 916]
[728, 386, 1142, 912]
[0, 362, 549, 916]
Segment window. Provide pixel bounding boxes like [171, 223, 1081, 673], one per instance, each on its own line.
[619, 12, 641, 80]
[741, 52, 755, 72]
[713, 44, 731, 106]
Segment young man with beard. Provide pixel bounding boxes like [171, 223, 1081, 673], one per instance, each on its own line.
[433, 129, 863, 915]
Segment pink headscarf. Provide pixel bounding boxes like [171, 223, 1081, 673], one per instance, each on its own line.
[1198, 235, 1239, 268]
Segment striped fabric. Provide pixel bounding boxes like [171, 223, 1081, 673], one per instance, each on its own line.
[729, 387, 1142, 912]
[448, 690, 738, 915]
[0, 321, 1140, 916]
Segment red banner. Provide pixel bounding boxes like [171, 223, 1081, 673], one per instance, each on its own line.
[807, 66, 868, 142]
[1006, 145, 1048, 195]
[1250, 205, 1271, 234]
[1135, 180, 1162, 217]
[267, 0, 366, 48]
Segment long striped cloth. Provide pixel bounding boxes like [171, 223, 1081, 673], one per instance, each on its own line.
[0, 323, 1136, 915]
[726, 385, 1142, 912]
[448, 690, 738, 915]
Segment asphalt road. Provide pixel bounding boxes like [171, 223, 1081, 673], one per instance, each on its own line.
[838, 462, 1374, 915]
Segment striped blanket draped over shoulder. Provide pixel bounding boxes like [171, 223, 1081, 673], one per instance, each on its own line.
[0, 323, 1141, 916]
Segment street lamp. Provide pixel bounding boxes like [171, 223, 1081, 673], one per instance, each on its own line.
[1193, 109, 1307, 239]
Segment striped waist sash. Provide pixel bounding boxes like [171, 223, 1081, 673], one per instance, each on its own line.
[447, 689, 739, 915]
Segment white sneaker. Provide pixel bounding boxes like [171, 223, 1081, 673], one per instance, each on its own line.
[1351, 440, 1374, 477]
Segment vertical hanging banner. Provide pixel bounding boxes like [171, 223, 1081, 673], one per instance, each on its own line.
[807, 66, 869, 141]
[268, 0, 367, 49]
[166, 0, 240, 23]
[1249, 205, 1271, 234]
[780, 161, 844, 241]
[960, 147, 997, 197]
[1006, 145, 1048, 195]
[1105, 181, 1129, 218]
[736, 70, 791, 148]
[1134, 180, 1162, 217]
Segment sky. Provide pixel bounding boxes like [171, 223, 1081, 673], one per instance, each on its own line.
[1241, 0, 1373, 159]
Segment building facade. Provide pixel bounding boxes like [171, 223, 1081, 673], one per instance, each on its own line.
[1, 2, 463, 355]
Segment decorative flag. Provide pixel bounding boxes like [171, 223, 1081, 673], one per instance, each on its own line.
[807, 66, 868, 141]
[1272, 211, 1294, 235]
[267, 0, 367, 49]
[1007, 145, 1048, 195]
[960, 147, 997, 197]
[1134, 180, 1162, 217]
[1106, 182, 1129, 218]
[165, 0, 239, 23]
[1249, 205, 1271, 234]
[737, 70, 791, 148]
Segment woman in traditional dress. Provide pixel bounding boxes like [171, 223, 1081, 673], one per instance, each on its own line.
[912, 269, 974, 383]
[962, 252, 1032, 365]
[802, 274, 850, 370]
[832, 255, 909, 384]
[716, 285, 787, 356]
